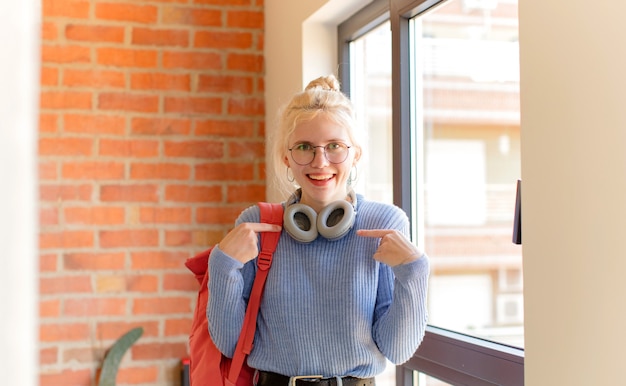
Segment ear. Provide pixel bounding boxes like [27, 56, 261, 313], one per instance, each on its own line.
[352, 146, 362, 164]
[283, 155, 290, 167]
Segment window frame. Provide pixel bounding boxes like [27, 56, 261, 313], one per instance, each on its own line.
[338, 0, 525, 384]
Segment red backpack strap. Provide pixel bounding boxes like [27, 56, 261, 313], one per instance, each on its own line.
[226, 202, 283, 385]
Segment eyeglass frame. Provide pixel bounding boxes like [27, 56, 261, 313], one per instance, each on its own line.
[287, 142, 352, 166]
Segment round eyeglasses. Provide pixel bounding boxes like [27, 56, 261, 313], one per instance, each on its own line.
[288, 142, 351, 166]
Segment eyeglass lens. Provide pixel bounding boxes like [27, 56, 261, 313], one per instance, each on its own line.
[289, 143, 350, 165]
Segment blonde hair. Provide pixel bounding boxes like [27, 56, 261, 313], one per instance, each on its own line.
[270, 75, 363, 196]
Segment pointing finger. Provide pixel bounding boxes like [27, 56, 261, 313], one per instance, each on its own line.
[357, 229, 395, 239]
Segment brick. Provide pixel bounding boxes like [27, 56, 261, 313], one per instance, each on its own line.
[197, 206, 247, 224]
[97, 47, 158, 68]
[117, 366, 159, 384]
[40, 275, 92, 294]
[197, 75, 253, 94]
[162, 7, 222, 27]
[96, 321, 159, 341]
[99, 229, 159, 248]
[40, 91, 92, 110]
[164, 230, 193, 246]
[164, 96, 222, 114]
[40, 347, 58, 365]
[100, 185, 159, 202]
[40, 322, 90, 342]
[41, 67, 59, 86]
[227, 53, 263, 72]
[63, 69, 126, 88]
[40, 299, 61, 318]
[43, 0, 90, 18]
[40, 207, 59, 226]
[99, 92, 159, 113]
[95, 3, 158, 24]
[195, 162, 254, 180]
[227, 10, 264, 29]
[194, 31, 252, 49]
[42, 22, 59, 41]
[164, 184, 222, 203]
[194, 0, 251, 5]
[64, 251, 126, 270]
[39, 184, 92, 202]
[41, 44, 91, 64]
[164, 140, 223, 158]
[130, 163, 191, 180]
[195, 119, 255, 137]
[131, 250, 189, 269]
[99, 138, 159, 158]
[132, 27, 189, 47]
[39, 137, 93, 156]
[39, 113, 59, 133]
[64, 206, 126, 225]
[65, 24, 125, 43]
[130, 72, 190, 91]
[61, 161, 125, 180]
[64, 297, 127, 317]
[62, 348, 96, 364]
[229, 140, 264, 159]
[162, 51, 221, 70]
[40, 253, 59, 272]
[39, 230, 94, 249]
[227, 183, 265, 202]
[131, 117, 191, 136]
[40, 369, 92, 386]
[64, 114, 126, 135]
[125, 274, 159, 292]
[163, 273, 197, 291]
[39, 161, 58, 180]
[133, 297, 191, 315]
[132, 342, 189, 360]
[164, 318, 193, 337]
[228, 96, 264, 116]
[139, 207, 192, 224]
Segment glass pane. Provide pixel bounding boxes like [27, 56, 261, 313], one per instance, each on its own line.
[410, 0, 522, 347]
[417, 372, 453, 386]
[350, 21, 395, 386]
[350, 21, 393, 205]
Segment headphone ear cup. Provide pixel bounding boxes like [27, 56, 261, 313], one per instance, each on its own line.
[283, 203, 319, 243]
[317, 199, 355, 241]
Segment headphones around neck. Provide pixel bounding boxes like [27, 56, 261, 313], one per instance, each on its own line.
[283, 189, 357, 243]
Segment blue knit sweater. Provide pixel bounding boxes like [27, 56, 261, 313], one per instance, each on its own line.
[207, 194, 429, 379]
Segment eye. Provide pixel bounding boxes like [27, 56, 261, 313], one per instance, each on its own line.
[326, 142, 343, 151]
[293, 143, 313, 151]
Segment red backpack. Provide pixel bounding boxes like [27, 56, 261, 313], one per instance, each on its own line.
[185, 202, 283, 386]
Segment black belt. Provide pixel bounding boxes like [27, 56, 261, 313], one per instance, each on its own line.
[256, 371, 375, 386]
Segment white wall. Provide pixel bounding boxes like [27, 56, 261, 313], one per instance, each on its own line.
[0, 0, 40, 385]
[519, 1, 626, 384]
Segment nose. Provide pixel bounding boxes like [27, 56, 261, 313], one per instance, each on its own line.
[310, 147, 329, 167]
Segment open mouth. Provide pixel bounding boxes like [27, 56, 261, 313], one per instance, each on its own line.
[307, 173, 334, 182]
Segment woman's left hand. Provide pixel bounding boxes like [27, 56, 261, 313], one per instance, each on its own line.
[357, 229, 423, 267]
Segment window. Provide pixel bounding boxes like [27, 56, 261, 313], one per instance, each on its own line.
[340, 0, 524, 384]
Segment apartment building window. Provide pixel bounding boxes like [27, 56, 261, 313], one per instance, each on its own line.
[340, 0, 523, 384]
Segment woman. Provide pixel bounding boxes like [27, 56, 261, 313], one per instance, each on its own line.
[207, 75, 429, 386]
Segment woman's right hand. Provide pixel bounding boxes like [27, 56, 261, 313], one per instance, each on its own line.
[217, 223, 282, 264]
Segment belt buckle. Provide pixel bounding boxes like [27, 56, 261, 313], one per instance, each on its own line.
[290, 375, 323, 386]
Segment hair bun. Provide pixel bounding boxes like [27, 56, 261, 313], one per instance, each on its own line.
[305, 75, 340, 92]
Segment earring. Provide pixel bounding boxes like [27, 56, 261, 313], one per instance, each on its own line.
[348, 166, 358, 185]
[286, 166, 295, 182]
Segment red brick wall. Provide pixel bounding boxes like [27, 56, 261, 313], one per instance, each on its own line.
[39, 1, 265, 385]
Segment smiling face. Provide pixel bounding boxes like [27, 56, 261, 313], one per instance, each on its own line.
[283, 113, 360, 212]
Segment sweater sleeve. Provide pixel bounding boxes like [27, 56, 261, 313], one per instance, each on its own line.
[372, 255, 430, 364]
[206, 207, 260, 357]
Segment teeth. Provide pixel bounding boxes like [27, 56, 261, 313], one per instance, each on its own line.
[309, 174, 332, 180]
